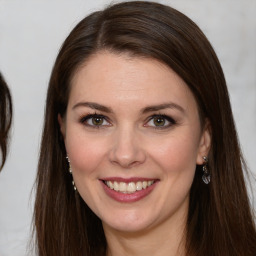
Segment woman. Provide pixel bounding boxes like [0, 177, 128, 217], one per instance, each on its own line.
[0, 72, 12, 171]
[34, 1, 256, 255]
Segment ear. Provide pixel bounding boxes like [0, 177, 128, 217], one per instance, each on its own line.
[58, 113, 66, 139]
[196, 120, 211, 165]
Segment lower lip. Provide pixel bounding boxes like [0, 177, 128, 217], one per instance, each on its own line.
[101, 181, 158, 203]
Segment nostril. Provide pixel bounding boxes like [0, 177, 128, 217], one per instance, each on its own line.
[110, 158, 140, 169]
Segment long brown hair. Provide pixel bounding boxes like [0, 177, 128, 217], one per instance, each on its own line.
[0, 72, 12, 170]
[34, 1, 256, 255]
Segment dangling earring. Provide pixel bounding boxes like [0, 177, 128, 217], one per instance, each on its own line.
[202, 156, 210, 184]
[66, 156, 77, 191]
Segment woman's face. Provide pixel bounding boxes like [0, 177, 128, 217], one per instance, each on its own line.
[60, 51, 210, 233]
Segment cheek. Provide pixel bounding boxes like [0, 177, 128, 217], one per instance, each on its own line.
[149, 132, 200, 177]
[65, 131, 108, 177]
[149, 134, 199, 211]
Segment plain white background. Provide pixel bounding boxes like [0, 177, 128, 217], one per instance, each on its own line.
[0, 0, 255, 255]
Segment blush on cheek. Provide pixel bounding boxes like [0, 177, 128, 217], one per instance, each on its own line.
[67, 139, 106, 176]
[151, 139, 198, 177]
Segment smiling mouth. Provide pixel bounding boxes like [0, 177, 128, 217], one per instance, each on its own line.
[103, 180, 155, 194]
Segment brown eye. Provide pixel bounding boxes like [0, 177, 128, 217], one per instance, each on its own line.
[81, 114, 110, 128]
[153, 117, 166, 126]
[145, 114, 175, 129]
[92, 117, 104, 126]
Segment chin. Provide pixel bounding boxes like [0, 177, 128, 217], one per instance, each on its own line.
[101, 211, 158, 234]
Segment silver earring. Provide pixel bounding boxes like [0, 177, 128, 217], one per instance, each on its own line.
[66, 156, 77, 190]
[202, 156, 210, 184]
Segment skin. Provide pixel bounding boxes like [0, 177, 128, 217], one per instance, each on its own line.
[59, 51, 211, 256]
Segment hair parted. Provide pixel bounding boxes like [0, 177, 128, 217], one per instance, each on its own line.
[34, 1, 256, 255]
[0, 72, 12, 171]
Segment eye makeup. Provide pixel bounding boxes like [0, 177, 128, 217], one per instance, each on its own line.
[144, 114, 177, 130]
[78, 111, 177, 131]
[79, 113, 111, 128]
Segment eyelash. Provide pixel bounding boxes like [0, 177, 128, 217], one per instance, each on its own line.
[79, 113, 111, 128]
[145, 114, 176, 129]
[79, 113, 176, 129]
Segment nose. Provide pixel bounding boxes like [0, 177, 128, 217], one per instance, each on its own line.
[108, 125, 146, 169]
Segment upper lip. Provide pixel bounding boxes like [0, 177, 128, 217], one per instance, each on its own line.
[100, 177, 159, 183]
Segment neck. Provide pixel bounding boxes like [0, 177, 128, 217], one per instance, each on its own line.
[103, 206, 187, 256]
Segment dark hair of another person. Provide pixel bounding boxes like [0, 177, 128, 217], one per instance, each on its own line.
[0, 72, 12, 170]
[34, 1, 256, 255]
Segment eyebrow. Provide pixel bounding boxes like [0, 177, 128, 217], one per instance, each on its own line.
[72, 101, 185, 114]
[72, 102, 113, 113]
[142, 103, 185, 114]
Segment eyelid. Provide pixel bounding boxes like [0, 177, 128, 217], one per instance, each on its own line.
[80, 113, 111, 127]
[79, 113, 176, 129]
[144, 114, 176, 129]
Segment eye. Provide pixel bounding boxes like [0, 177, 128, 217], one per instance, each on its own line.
[146, 115, 175, 129]
[80, 114, 110, 128]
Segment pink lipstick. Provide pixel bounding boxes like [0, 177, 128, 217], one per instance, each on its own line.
[100, 177, 159, 203]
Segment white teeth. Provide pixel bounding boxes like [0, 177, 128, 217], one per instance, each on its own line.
[127, 182, 136, 193]
[113, 181, 119, 191]
[142, 181, 147, 189]
[119, 182, 126, 192]
[148, 181, 153, 186]
[136, 181, 142, 191]
[107, 181, 114, 189]
[105, 180, 155, 193]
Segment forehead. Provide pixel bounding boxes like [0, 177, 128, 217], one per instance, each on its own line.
[69, 51, 197, 112]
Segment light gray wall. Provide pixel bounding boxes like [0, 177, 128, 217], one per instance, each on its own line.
[0, 0, 255, 255]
